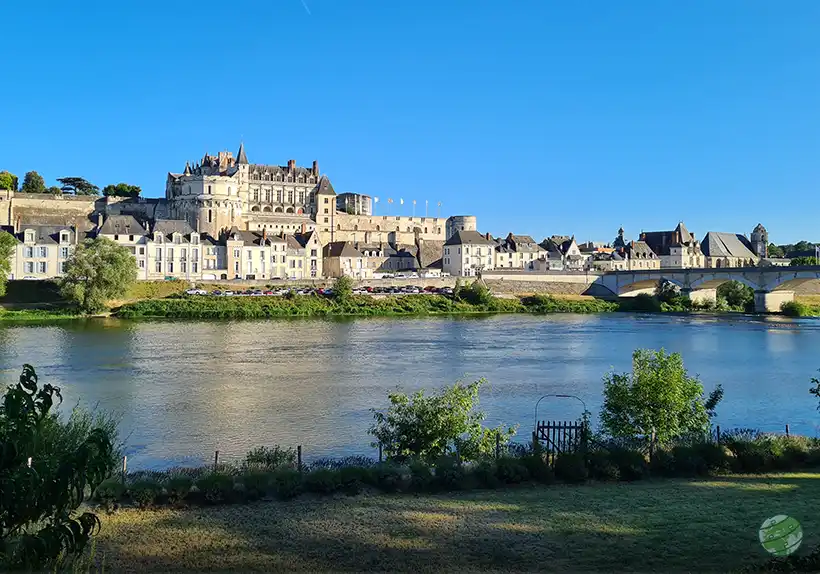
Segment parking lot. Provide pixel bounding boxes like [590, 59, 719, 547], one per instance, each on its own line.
[185, 285, 455, 297]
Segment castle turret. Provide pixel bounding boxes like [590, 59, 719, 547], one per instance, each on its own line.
[751, 223, 768, 258]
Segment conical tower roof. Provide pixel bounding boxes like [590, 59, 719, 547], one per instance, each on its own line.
[236, 142, 249, 165]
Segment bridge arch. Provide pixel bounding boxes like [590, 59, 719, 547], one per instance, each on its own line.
[617, 275, 685, 296]
[688, 274, 760, 291]
[761, 268, 820, 292]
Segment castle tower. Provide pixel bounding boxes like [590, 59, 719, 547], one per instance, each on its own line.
[751, 223, 768, 258]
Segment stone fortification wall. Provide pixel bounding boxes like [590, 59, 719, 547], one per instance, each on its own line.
[330, 212, 447, 245]
[7, 193, 101, 231]
[104, 197, 170, 222]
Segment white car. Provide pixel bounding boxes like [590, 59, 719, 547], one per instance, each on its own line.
[186, 289, 207, 295]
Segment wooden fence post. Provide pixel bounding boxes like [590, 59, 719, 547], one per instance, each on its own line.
[297, 445, 303, 473]
[121, 456, 127, 484]
[649, 428, 656, 463]
[786, 424, 790, 437]
[213, 450, 219, 470]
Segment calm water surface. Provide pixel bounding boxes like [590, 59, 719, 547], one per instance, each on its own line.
[1, 314, 818, 469]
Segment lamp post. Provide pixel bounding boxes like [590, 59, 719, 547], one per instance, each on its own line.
[533, 393, 588, 432]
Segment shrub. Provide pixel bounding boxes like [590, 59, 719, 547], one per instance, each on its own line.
[304, 469, 342, 495]
[240, 470, 272, 501]
[271, 469, 302, 500]
[165, 475, 193, 505]
[333, 275, 354, 302]
[369, 378, 516, 464]
[195, 473, 236, 504]
[244, 445, 297, 470]
[587, 451, 620, 481]
[433, 455, 467, 491]
[520, 453, 555, 484]
[494, 456, 530, 485]
[723, 439, 772, 473]
[470, 460, 501, 489]
[608, 447, 647, 481]
[129, 479, 162, 509]
[409, 460, 434, 492]
[554, 453, 588, 483]
[95, 478, 125, 511]
[782, 301, 810, 317]
[370, 463, 406, 493]
[337, 466, 371, 495]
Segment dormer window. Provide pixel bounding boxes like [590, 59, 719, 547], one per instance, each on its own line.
[191, 235, 199, 244]
[155, 234, 163, 243]
[60, 232, 69, 243]
[173, 234, 182, 244]
[24, 230, 35, 244]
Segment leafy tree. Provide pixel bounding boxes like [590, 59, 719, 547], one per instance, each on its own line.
[460, 280, 493, 306]
[369, 379, 517, 464]
[811, 371, 820, 411]
[453, 277, 464, 300]
[101, 183, 141, 198]
[332, 275, 353, 302]
[768, 243, 785, 258]
[717, 280, 754, 311]
[60, 237, 136, 313]
[46, 186, 62, 195]
[654, 279, 679, 304]
[57, 178, 99, 196]
[600, 349, 723, 447]
[0, 171, 17, 191]
[20, 171, 46, 194]
[790, 256, 818, 266]
[0, 365, 114, 570]
[0, 231, 15, 297]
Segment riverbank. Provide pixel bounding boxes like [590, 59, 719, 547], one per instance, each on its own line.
[91, 472, 817, 573]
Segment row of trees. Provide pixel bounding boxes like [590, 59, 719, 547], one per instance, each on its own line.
[0, 171, 141, 197]
[768, 241, 817, 258]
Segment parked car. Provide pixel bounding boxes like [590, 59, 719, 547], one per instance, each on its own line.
[224, 290, 235, 296]
[186, 288, 207, 295]
[212, 290, 223, 296]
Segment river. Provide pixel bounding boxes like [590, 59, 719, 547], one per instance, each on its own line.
[0, 314, 817, 470]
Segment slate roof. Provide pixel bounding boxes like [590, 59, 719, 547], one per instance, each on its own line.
[236, 142, 249, 165]
[625, 240, 658, 259]
[641, 222, 695, 255]
[443, 230, 496, 246]
[317, 175, 336, 196]
[538, 239, 564, 257]
[8, 224, 78, 244]
[323, 241, 363, 258]
[98, 215, 147, 236]
[701, 232, 756, 259]
[502, 233, 541, 253]
[152, 219, 196, 237]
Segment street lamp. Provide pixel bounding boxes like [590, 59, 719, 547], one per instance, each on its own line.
[533, 393, 588, 432]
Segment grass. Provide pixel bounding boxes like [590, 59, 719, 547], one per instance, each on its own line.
[0, 308, 82, 321]
[92, 472, 820, 573]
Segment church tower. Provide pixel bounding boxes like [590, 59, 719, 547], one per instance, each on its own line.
[751, 223, 768, 258]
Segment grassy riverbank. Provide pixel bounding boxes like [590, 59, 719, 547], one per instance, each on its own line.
[114, 293, 619, 319]
[91, 472, 820, 573]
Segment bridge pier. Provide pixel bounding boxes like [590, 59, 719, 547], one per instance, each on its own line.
[754, 290, 794, 313]
[681, 288, 717, 307]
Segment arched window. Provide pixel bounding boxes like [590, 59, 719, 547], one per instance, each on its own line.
[376, 225, 381, 231]
[337, 224, 341, 231]
[424, 227, 428, 233]
[286, 207, 294, 214]
[251, 205, 260, 212]
[354, 225, 358, 231]
[208, 210, 212, 223]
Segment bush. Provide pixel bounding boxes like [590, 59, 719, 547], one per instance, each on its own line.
[470, 460, 501, 489]
[724, 438, 773, 473]
[433, 455, 467, 491]
[244, 445, 297, 470]
[494, 456, 530, 485]
[240, 470, 272, 501]
[520, 453, 555, 484]
[587, 451, 620, 481]
[409, 460, 434, 492]
[165, 475, 193, 505]
[95, 478, 125, 511]
[554, 453, 588, 483]
[195, 473, 236, 504]
[304, 469, 342, 495]
[370, 463, 406, 493]
[129, 479, 162, 509]
[337, 466, 372, 495]
[271, 469, 302, 500]
[608, 447, 647, 481]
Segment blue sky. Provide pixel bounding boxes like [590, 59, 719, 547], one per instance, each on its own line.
[3, 1, 819, 244]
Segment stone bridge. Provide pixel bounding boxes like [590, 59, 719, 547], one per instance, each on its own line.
[597, 266, 820, 312]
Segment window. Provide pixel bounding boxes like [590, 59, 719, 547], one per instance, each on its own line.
[228, 186, 232, 195]
[24, 231, 35, 243]
[288, 190, 293, 203]
[265, 189, 271, 202]
[324, 198, 329, 204]
[298, 260, 303, 268]
[192, 235, 199, 245]
[208, 185, 212, 194]
[181, 261, 187, 273]
[233, 249, 240, 258]
[310, 249, 317, 257]
[115, 234, 120, 241]
[281, 256, 286, 263]
[156, 248, 162, 261]
[129, 235, 134, 242]
[139, 247, 145, 255]
[174, 235, 181, 244]
[156, 261, 162, 272]
[181, 249, 187, 260]
[139, 260, 145, 269]
[208, 210, 212, 223]
[192, 262, 198, 273]
[234, 261, 239, 272]
[247, 250, 252, 260]
[24, 262, 33, 273]
[36, 261, 45, 273]
[25, 247, 33, 258]
[60, 247, 69, 258]
[276, 189, 282, 202]
[290, 260, 295, 269]
[323, 217, 328, 223]
[59, 261, 66, 274]
[193, 248, 199, 259]
[61, 233, 69, 243]
[253, 190, 259, 202]
[38, 246, 47, 258]
[168, 248, 174, 259]
[168, 262, 174, 273]
[324, 208, 328, 214]
[260, 250, 265, 260]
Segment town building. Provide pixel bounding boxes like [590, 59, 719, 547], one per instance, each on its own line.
[700, 232, 758, 268]
[539, 236, 588, 271]
[323, 241, 372, 279]
[442, 230, 496, 277]
[639, 222, 705, 268]
[3, 223, 82, 279]
[337, 193, 372, 216]
[494, 234, 545, 270]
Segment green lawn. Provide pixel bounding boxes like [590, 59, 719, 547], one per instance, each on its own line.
[93, 473, 820, 573]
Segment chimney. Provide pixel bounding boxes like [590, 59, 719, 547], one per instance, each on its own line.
[288, 159, 296, 171]
[312, 160, 318, 176]
[485, 232, 491, 240]
[262, 227, 267, 242]
[301, 223, 307, 234]
[15, 215, 21, 234]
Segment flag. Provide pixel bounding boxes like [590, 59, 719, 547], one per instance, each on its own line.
[400, 198, 404, 205]
[387, 198, 393, 204]
[374, 197, 379, 203]
[437, 201, 442, 207]
[412, 200, 416, 205]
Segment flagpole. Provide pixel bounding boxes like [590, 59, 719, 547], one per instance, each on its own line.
[425, 200, 428, 218]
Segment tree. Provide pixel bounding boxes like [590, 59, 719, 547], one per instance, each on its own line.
[790, 256, 818, 266]
[717, 280, 754, 311]
[768, 243, 785, 258]
[332, 275, 354, 302]
[46, 186, 62, 195]
[101, 183, 141, 198]
[60, 237, 136, 314]
[0, 365, 114, 570]
[810, 371, 820, 412]
[0, 171, 17, 192]
[654, 279, 679, 304]
[460, 280, 493, 306]
[20, 171, 46, 194]
[0, 231, 15, 297]
[57, 178, 99, 196]
[369, 379, 516, 464]
[600, 348, 723, 447]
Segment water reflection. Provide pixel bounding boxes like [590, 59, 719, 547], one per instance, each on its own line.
[0, 314, 819, 469]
